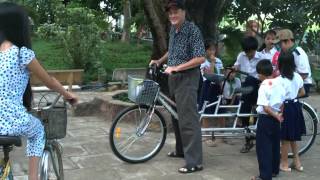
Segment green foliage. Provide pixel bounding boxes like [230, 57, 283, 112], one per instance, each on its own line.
[53, 6, 106, 82]
[220, 27, 243, 66]
[101, 41, 152, 80]
[36, 23, 63, 40]
[229, 0, 320, 41]
[32, 38, 70, 70]
[302, 30, 320, 55]
[31, 38, 152, 82]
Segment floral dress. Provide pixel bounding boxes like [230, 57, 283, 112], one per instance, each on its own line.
[0, 45, 44, 157]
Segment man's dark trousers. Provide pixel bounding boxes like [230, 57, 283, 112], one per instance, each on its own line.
[168, 68, 203, 167]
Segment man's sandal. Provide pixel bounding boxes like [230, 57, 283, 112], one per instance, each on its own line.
[167, 151, 184, 158]
[178, 165, 203, 174]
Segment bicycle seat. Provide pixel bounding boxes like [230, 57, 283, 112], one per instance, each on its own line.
[234, 86, 254, 95]
[0, 135, 22, 147]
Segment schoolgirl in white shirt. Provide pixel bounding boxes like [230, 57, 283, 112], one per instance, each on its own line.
[277, 52, 306, 173]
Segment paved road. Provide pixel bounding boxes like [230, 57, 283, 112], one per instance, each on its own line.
[8, 93, 320, 180]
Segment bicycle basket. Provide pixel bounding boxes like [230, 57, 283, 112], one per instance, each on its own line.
[31, 104, 67, 140]
[128, 75, 159, 105]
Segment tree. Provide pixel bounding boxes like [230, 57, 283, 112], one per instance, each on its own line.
[229, 0, 320, 44]
[143, 0, 229, 59]
[121, 0, 131, 42]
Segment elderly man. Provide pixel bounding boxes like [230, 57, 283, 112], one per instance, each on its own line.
[149, 0, 205, 174]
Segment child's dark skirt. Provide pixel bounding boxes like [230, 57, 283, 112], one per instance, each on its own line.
[281, 99, 306, 141]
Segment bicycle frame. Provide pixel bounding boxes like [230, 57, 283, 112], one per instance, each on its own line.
[155, 89, 258, 138]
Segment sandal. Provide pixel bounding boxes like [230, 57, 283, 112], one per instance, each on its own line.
[290, 163, 304, 172]
[240, 142, 254, 153]
[178, 165, 203, 174]
[250, 175, 263, 180]
[280, 166, 292, 172]
[167, 151, 184, 158]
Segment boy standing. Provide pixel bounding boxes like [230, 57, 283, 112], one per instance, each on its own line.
[251, 60, 286, 180]
[234, 36, 266, 153]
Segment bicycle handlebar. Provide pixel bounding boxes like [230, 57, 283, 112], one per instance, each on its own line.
[225, 67, 251, 77]
[32, 93, 76, 111]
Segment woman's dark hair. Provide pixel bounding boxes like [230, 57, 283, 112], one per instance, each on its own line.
[278, 52, 296, 80]
[241, 36, 258, 53]
[256, 59, 273, 76]
[0, 2, 33, 110]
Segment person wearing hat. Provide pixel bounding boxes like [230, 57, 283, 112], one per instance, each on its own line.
[273, 29, 312, 96]
[149, 0, 205, 173]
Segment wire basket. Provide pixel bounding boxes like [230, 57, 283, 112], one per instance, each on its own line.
[31, 104, 67, 140]
[128, 75, 159, 105]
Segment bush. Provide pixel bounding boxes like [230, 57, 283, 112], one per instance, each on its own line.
[36, 23, 62, 40]
[54, 6, 107, 82]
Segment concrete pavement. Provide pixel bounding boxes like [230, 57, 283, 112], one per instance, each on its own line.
[8, 93, 320, 180]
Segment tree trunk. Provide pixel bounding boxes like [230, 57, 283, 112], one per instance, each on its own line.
[121, 0, 131, 42]
[185, 0, 226, 40]
[143, 0, 226, 58]
[143, 0, 226, 94]
[143, 0, 169, 59]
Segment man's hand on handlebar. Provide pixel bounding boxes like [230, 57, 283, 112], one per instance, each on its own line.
[164, 66, 178, 75]
[149, 59, 162, 67]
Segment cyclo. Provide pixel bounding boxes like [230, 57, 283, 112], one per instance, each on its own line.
[109, 65, 319, 163]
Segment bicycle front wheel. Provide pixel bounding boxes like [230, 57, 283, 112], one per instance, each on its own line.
[288, 102, 318, 157]
[109, 105, 167, 163]
[39, 141, 64, 180]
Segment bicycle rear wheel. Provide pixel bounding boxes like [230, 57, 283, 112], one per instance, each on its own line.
[288, 102, 318, 157]
[39, 141, 64, 180]
[109, 105, 167, 163]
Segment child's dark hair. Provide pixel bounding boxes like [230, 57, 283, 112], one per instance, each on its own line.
[204, 39, 217, 51]
[256, 59, 273, 76]
[258, 29, 277, 51]
[0, 2, 33, 110]
[278, 52, 296, 80]
[264, 29, 276, 38]
[241, 36, 258, 53]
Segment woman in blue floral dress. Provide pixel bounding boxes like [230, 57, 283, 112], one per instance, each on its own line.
[0, 2, 78, 180]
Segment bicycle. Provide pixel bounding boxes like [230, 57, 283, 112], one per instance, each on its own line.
[0, 92, 69, 180]
[109, 65, 319, 163]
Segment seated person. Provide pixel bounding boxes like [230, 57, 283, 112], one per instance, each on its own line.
[222, 67, 241, 105]
[233, 36, 266, 153]
[198, 40, 224, 147]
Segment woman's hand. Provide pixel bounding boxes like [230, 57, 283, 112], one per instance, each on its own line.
[64, 92, 78, 105]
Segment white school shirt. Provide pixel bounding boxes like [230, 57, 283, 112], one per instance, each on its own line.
[256, 78, 286, 114]
[223, 77, 241, 99]
[293, 47, 312, 84]
[277, 72, 304, 100]
[261, 47, 277, 60]
[200, 58, 224, 81]
[234, 51, 266, 80]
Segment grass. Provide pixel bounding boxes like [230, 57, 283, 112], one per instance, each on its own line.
[32, 38, 71, 70]
[101, 41, 152, 75]
[32, 38, 152, 81]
